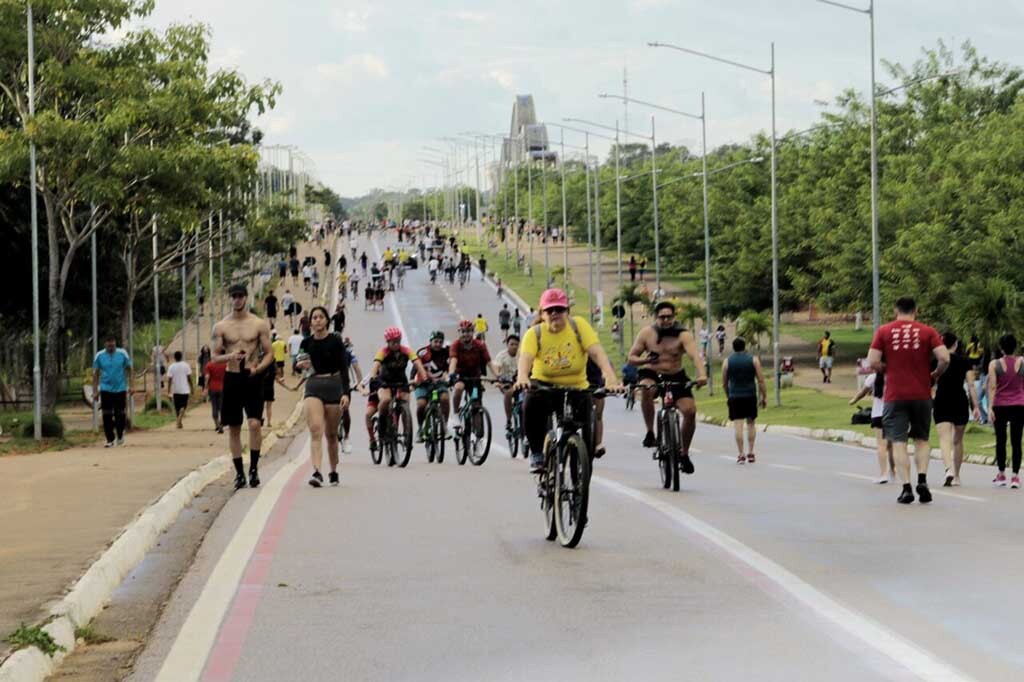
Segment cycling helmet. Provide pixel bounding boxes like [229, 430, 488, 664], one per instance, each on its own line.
[384, 327, 402, 342]
[458, 319, 474, 333]
[430, 330, 445, 341]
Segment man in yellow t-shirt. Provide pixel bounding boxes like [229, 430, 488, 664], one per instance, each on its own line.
[817, 331, 836, 384]
[515, 288, 621, 472]
[474, 314, 489, 341]
[383, 247, 394, 264]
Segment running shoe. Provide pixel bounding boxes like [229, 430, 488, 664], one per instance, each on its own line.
[679, 454, 695, 475]
[234, 472, 247, 490]
[309, 470, 323, 488]
[329, 471, 339, 486]
[944, 470, 954, 487]
[342, 439, 352, 455]
[642, 431, 656, 448]
[104, 441, 115, 448]
[897, 487, 914, 504]
[736, 454, 746, 465]
[875, 476, 889, 484]
[916, 483, 933, 504]
[249, 469, 260, 489]
[993, 471, 1008, 487]
[116, 437, 125, 446]
[529, 451, 546, 474]
[593, 445, 606, 459]
[1012, 475, 1021, 489]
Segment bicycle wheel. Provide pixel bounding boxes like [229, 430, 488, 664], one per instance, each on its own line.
[370, 416, 383, 465]
[394, 402, 413, 468]
[507, 409, 520, 458]
[468, 407, 492, 466]
[661, 409, 681, 492]
[455, 416, 469, 465]
[426, 408, 445, 463]
[555, 433, 591, 548]
[539, 433, 557, 541]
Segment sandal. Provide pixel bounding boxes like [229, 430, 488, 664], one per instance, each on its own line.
[736, 454, 746, 464]
[746, 452, 756, 463]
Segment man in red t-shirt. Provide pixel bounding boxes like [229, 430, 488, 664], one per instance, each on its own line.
[448, 320, 501, 427]
[204, 360, 227, 433]
[868, 296, 949, 505]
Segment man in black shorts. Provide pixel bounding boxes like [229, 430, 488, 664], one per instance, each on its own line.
[628, 300, 708, 473]
[722, 337, 767, 464]
[212, 283, 275, 490]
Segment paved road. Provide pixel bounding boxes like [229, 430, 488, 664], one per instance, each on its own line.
[127, 230, 1024, 682]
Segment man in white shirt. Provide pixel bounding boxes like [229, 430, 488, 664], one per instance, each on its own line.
[281, 289, 296, 327]
[428, 255, 439, 283]
[166, 351, 192, 429]
[302, 264, 313, 290]
[287, 329, 304, 375]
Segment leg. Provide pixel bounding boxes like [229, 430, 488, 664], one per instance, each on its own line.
[677, 397, 697, 455]
[937, 421, 954, 473]
[440, 393, 451, 422]
[873, 427, 889, 479]
[247, 418, 263, 453]
[265, 400, 273, 427]
[305, 397, 326, 473]
[953, 424, 966, 478]
[323, 404, 342, 472]
[101, 407, 115, 443]
[365, 404, 378, 442]
[732, 420, 744, 456]
[452, 382, 465, 416]
[211, 392, 222, 429]
[502, 388, 513, 426]
[746, 419, 757, 456]
[1011, 407, 1024, 475]
[892, 441, 911, 484]
[593, 397, 605, 450]
[228, 425, 243, 460]
[639, 380, 656, 437]
[416, 397, 428, 428]
[994, 407, 1008, 472]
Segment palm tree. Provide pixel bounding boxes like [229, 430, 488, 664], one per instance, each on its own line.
[677, 301, 706, 332]
[949, 278, 1023, 354]
[615, 283, 650, 348]
[737, 309, 771, 351]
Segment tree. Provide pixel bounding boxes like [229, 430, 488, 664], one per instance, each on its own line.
[615, 283, 650, 349]
[736, 310, 771, 350]
[947, 278, 1023, 353]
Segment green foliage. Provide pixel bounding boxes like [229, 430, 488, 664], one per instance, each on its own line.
[21, 412, 64, 439]
[736, 310, 771, 350]
[6, 623, 65, 656]
[75, 625, 115, 646]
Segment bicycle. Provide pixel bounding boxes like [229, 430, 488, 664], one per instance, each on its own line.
[419, 383, 447, 464]
[503, 383, 526, 458]
[458, 268, 468, 289]
[452, 377, 493, 466]
[624, 382, 637, 411]
[531, 384, 611, 548]
[371, 385, 413, 468]
[640, 379, 697, 492]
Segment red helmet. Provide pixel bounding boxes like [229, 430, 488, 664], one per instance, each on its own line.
[458, 319, 474, 332]
[384, 326, 402, 342]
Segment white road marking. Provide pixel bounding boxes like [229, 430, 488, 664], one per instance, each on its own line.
[610, 429, 642, 438]
[769, 463, 805, 472]
[718, 455, 736, 462]
[594, 476, 977, 682]
[837, 472, 876, 482]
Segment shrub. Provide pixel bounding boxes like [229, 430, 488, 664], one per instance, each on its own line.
[20, 413, 64, 439]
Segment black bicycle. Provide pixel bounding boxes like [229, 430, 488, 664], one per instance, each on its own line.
[640, 379, 697, 492]
[504, 384, 526, 458]
[532, 384, 611, 548]
[372, 386, 413, 468]
[419, 383, 447, 464]
[453, 377, 493, 466]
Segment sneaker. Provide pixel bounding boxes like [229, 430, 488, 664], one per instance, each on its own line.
[309, 471, 323, 488]
[916, 483, 932, 504]
[593, 445, 606, 459]
[943, 471, 954, 487]
[116, 437, 125, 446]
[993, 471, 1008, 487]
[329, 471, 339, 486]
[736, 454, 746, 465]
[679, 454, 695, 475]
[642, 432, 656, 448]
[875, 476, 889, 484]
[342, 439, 352, 455]
[234, 472, 247, 490]
[529, 451, 546, 474]
[897, 487, 914, 504]
[952, 477, 961, 487]
[104, 441, 115, 448]
[1012, 475, 1021, 489]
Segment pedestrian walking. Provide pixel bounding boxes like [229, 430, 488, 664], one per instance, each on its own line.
[265, 291, 278, 324]
[167, 351, 192, 429]
[204, 358, 226, 432]
[817, 331, 836, 383]
[850, 371, 895, 483]
[299, 312, 311, 338]
[628, 255, 637, 282]
[479, 256, 488, 281]
[277, 256, 287, 281]
[512, 308, 522, 337]
[302, 263, 313, 291]
[987, 334, 1024, 488]
[716, 324, 727, 356]
[639, 256, 647, 281]
[289, 256, 300, 285]
[197, 345, 211, 398]
[867, 297, 949, 504]
[311, 266, 320, 298]
[933, 332, 980, 487]
[498, 303, 512, 341]
[722, 337, 767, 464]
[287, 328, 304, 375]
[91, 335, 131, 447]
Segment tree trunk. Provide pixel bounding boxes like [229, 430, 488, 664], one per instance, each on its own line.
[42, 193, 62, 412]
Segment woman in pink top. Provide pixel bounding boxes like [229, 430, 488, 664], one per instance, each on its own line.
[987, 334, 1024, 488]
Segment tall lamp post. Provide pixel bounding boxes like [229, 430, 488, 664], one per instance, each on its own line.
[600, 92, 713, 389]
[26, 2, 43, 438]
[817, 0, 879, 331]
[650, 40, 781, 407]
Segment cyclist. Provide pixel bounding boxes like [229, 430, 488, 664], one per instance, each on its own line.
[362, 327, 426, 453]
[349, 269, 361, 299]
[514, 289, 622, 472]
[413, 330, 451, 439]
[494, 334, 520, 429]
[448, 319, 501, 433]
[474, 313, 489, 342]
[628, 300, 708, 474]
[337, 269, 349, 301]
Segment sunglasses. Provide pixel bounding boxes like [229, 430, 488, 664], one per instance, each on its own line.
[545, 306, 568, 314]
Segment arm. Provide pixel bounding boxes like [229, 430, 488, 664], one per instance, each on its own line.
[753, 358, 768, 407]
[448, 354, 458, 377]
[412, 359, 428, 383]
[930, 344, 950, 381]
[965, 368, 981, 418]
[255, 322, 275, 375]
[849, 385, 871, 405]
[586, 344, 620, 389]
[721, 359, 729, 399]
[627, 331, 650, 366]
[987, 360, 997, 411]
[92, 368, 100, 396]
[514, 350, 534, 391]
[681, 333, 708, 384]
[867, 348, 884, 373]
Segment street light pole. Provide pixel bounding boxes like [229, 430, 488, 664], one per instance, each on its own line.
[559, 130, 569, 290]
[615, 121, 624, 352]
[152, 213, 162, 413]
[584, 134, 593, 302]
[27, 2, 43, 438]
[90, 205, 98, 430]
[649, 40, 781, 406]
[650, 115, 661, 296]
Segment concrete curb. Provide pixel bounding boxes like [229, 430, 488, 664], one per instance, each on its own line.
[696, 412, 996, 466]
[0, 399, 306, 682]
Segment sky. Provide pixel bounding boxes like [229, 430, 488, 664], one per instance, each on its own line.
[141, 0, 1024, 198]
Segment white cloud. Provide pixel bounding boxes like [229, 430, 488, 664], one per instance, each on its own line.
[447, 10, 493, 24]
[210, 46, 245, 69]
[259, 113, 293, 135]
[316, 53, 391, 86]
[488, 69, 516, 91]
[330, 6, 372, 33]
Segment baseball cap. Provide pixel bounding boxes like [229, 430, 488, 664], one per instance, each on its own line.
[539, 288, 569, 311]
[228, 283, 247, 297]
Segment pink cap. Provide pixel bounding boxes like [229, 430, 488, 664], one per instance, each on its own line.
[539, 288, 569, 311]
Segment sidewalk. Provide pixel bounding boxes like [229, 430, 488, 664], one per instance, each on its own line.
[0, 237, 332, 660]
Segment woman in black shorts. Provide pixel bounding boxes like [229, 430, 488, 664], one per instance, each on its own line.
[295, 306, 351, 487]
[933, 332, 980, 487]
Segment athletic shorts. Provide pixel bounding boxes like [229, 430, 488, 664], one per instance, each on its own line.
[263, 369, 275, 402]
[728, 396, 758, 421]
[414, 381, 449, 401]
[173, 393, 189, 412]
[638, 368, 694, 400]
[368, 379, 409, 406]
[819, 356, 834, 369]
[871, 416, 883, 430]
[933, 397, 969, 426]
[304, 374, 344, 404]
[882, 399, 932, 443]
[221, 371, 265, 427]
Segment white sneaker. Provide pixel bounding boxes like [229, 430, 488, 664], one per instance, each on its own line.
[116, 437, 125, 446]
[104, 441, 115, 448]
[342, 439, 352, 455]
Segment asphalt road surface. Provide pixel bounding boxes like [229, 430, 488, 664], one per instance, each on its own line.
[127, 233, 1024, 682]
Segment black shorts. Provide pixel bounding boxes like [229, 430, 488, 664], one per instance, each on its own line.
[173, 393, 189, 412]
[305, 374, 344, 404]
[933, 397, 969, 426]
[882, 399, 932, 443]
[368, 378, 409, 406]
[221, 371, 266, 427]
[263, 369, 276, 402]
[871, 416, 883, 430]
[638, 368, 694, 400]
[728, 396, 758, 421]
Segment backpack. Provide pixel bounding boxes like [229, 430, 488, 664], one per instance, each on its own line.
[850, 407, 872, 425]
[532, 317, 583, 351]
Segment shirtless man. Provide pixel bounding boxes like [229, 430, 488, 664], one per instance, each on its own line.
[628, 300, 708, 473]
[211, 283, 275, 490]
